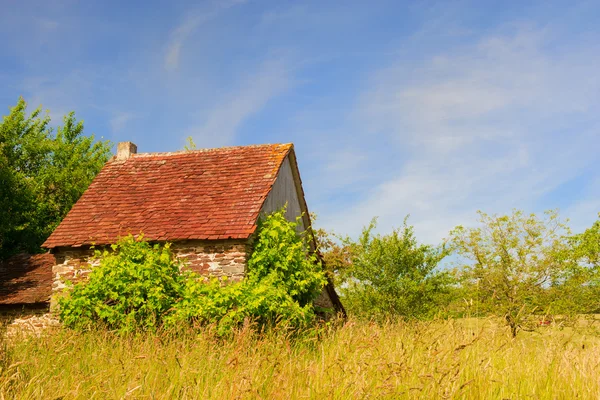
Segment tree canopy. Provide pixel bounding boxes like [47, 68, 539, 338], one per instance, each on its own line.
[334, 217, 452, 320]
[447, 209, 586, 336]
[0, 97, 112, 259]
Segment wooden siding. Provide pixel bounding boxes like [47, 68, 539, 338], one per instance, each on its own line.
[261, 155, 306, 231]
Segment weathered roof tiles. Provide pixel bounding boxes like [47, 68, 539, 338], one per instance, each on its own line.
[0, 253, 55, 305]
[43, 143, 293, 248]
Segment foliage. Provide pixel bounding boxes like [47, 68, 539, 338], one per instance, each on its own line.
[557, 213, 600, 315]
[58, 236, 184, 333]
[167, 209, 327, 335]
[311, 213, 353, 285]
[339, 217, 452, 320]
[0, 97, 111, 258]
[183, 136, 197, 151]
[246, 210, 326, 305]
[569, 213, 600, 269]
[448, 209, 577, 337]
[59, 210, 327, 335]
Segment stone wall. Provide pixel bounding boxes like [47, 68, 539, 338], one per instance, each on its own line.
[52, 248, 97, 295]
[0, 304, 48, 325]
[4, 313, 60, 338]
[49, 239, 250, 308]
[171, 240, 249, 281]
[46, 239, 342, 318]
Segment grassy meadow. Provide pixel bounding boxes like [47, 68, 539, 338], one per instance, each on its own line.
[2, 318, 600, 399]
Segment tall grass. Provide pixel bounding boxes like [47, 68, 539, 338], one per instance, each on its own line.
[1, 318, 599, 399]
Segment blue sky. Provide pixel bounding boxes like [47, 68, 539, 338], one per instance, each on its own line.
[1, 0, 599, 244]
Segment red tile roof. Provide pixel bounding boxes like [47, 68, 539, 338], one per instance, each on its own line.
[0, 253, 54, 305]
[43, 143, 294, 248]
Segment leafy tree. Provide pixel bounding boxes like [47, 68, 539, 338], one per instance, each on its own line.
[183, 136, 197, 151]
[311, 214, 353, 286]
[557, 213, 600, 315]
[340, 217, 451, 320]
[0, 99, 49, 255]
[246, 210, 326, 307]
[448, 209, 574, 337]
[570, 213, 600, 269]
[0, 98, 111, 258]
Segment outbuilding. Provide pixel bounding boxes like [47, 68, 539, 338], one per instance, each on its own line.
[42, 142, 343, 313]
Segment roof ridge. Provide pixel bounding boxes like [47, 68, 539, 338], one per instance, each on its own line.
[130, 143, 293, 158]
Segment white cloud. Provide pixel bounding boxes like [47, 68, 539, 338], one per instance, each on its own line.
[164, 0, 247, 71]
[183, 59, 291, 147]
[109, 112, 136, 133]
[21, 72, 94, 123]
[322, 27, 600, 245]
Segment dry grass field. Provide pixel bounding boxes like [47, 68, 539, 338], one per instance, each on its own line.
[1, 318, 600, 399]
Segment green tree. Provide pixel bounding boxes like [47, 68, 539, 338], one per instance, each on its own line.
[183, 136, 197, 151]
[311, 213, 353, 286]
[0, 98, 111, 258]
[448, 209, 574, 337]
[340, 217, 451, 320]
[570, 213, 600, 269]
[557, 213, 600, 315]
[246, 210, 326, 307]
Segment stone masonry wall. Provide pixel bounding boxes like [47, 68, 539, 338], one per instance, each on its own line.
[171, 240, 249, 281]
[49, 239, 250, 309]
[52, 248, 97, 294]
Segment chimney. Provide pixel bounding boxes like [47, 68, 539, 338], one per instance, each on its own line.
[116, 142, 137, 160]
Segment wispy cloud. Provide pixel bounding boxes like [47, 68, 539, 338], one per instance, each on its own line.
[21, 71, 94, 122]
[164, 0, 247, 71]
[321, 27, 600, 244]
[184, 59, 292, 147]
[109, 112, 136, 133]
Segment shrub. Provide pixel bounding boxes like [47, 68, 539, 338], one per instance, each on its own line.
[339, 217, 452, 320]
[167, 209, 327, 336]
[58, 209, 327, 336]
[58, 236, 184, 332]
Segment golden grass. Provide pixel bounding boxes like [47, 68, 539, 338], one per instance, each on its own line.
[1, 318, 600, 399]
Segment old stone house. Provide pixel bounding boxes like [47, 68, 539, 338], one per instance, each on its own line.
[42, 142, 343, 314]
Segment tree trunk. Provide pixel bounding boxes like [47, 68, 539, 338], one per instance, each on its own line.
[505, 314, 518, 338]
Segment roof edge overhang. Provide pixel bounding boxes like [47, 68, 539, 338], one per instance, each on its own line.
[45, 235, 254, 250]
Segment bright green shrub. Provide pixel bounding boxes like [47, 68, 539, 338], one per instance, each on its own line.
[167, 275, 316, 336]
[339, 217, 452, 320]
[58, 236, 184, 333]
[167, 209, 326, 335]
[58, 209, 327, 336]
[246, 210, 326, 306]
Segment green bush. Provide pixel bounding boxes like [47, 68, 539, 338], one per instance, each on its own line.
[338, 217, 452, 320]
[58, 236, 183, 332]
[166, 209, 327, 335]
[58, 209, 327, 335]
